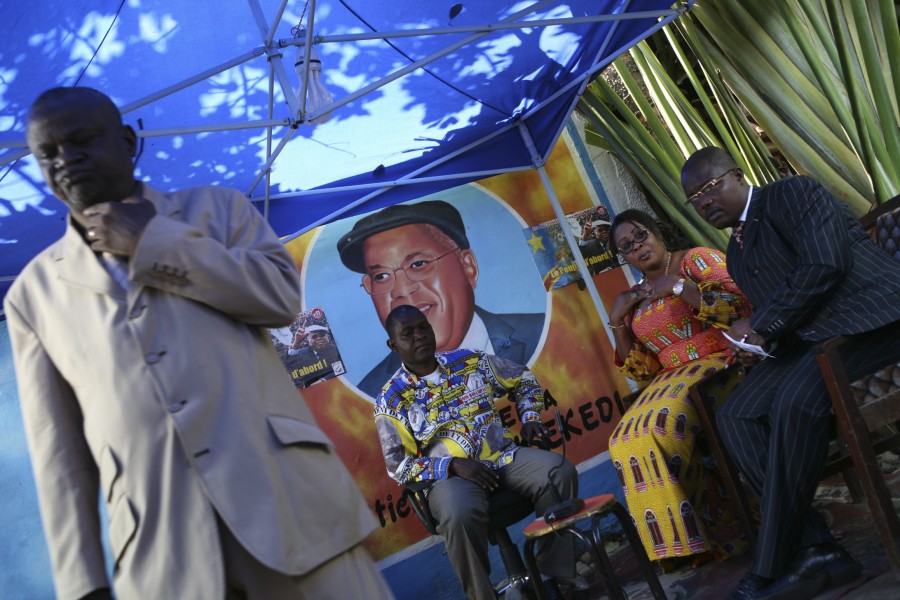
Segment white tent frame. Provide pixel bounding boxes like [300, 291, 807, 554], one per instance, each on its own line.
[0, 0, 693, 333]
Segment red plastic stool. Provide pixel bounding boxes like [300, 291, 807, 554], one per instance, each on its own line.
[522, 494, 667, 600]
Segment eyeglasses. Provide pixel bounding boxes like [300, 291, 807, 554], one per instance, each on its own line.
[685, 168, 736, 206]
[361, 247, 458, 295]
[616, 228, 650, 255]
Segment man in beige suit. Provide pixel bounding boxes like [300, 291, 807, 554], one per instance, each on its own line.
[4, 87, 395, 600]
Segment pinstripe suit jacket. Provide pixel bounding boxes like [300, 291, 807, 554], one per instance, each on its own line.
[727, 176, 900, 343]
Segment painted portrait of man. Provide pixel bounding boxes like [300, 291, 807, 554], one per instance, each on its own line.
[300, 185, 548, 400]
[337, 199, 545, 397]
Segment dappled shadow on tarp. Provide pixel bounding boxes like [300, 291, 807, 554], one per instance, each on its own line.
[0, 0, 679, 307]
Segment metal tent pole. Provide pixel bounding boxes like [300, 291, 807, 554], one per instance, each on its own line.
[531, 0, 693, 168]
[264, 60, 275, 222]
[287, 9, 683, 45]
[247, 0, 302, 118]
[518, 121, 616, 350]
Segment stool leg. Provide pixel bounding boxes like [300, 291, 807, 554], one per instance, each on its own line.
[607, 504, 668, 600]
[568, 525, 627, 600]
[523, 538, 548, 600]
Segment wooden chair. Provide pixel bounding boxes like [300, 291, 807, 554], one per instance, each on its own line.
[619, 371, 759, 548]
[521, 494, 667, 600]
[685, 195, 900, 575]
[812, 195, 900, 575]
[686, 367, 758, 547]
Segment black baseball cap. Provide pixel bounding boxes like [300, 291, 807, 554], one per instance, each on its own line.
[337, 200, 470, 273]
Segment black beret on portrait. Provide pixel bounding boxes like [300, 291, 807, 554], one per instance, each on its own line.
[336, 200, 470, 273]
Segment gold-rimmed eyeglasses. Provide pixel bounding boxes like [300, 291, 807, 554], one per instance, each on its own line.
[685, 168, 736, 206]
[361, 247, 459, 295]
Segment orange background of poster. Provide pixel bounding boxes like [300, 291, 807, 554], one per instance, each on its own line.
[284, 136, 634, 561]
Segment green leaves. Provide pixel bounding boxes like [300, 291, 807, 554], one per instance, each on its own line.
[578, 0, 900, 249]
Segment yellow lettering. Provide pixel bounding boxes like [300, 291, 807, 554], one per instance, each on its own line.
[292, 360, 328, 378]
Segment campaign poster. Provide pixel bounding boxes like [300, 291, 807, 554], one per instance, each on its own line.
[281, 133, 635, 561]
[524, 205, 619, 291]
[271, 308, 346, 388]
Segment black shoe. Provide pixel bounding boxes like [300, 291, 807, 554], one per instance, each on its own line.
[727, 572, 774, 600]
[764, 544, 862, 600]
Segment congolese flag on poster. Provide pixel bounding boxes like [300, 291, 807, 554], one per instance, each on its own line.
[523, 205, 619, 291]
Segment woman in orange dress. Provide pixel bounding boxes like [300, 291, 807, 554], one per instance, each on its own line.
[606, 209, 751, 565]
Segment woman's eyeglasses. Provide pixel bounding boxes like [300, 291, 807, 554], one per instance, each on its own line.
[617, 228, 650, 255]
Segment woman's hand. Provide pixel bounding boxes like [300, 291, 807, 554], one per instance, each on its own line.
[609, 287, 649, 325]
[645, 275, 680, 302]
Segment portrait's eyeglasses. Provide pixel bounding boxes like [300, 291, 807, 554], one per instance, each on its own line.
[617, 228, 650, 255]
[685, 168, 736, 206]
[361, 247, 458, 295]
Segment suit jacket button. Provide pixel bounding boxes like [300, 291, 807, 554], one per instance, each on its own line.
[168, 400, 187, 413]
[146, 351, 163, 364]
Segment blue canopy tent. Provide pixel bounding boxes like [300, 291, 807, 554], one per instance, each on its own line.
[0, 0, 691, 317]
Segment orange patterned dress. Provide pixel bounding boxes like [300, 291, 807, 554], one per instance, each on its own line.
[608, 247, 751, 562]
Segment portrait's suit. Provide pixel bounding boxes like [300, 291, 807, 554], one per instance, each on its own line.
[719, 176, 900, 578]
[4, 185, 377, 600]
[356, 306, 545, 398]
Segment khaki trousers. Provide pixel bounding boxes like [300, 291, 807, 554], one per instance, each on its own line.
[219, 515, 395, 600]
[427, 447, 578, 600]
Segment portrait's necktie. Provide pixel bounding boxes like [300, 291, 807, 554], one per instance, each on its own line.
[732, 222, 745, 249]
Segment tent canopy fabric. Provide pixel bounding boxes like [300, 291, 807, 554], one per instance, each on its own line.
[0, 0, 687, 310]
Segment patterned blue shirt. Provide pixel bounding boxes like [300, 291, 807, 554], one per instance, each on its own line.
[374, 348, 544, 485]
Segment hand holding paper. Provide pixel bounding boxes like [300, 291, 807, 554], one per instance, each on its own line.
[723, 331, 775, 358]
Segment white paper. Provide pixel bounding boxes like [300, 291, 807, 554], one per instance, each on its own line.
[723, 332, 775, 358]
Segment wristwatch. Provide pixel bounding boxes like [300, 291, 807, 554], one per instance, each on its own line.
[672, 278, 685, 297]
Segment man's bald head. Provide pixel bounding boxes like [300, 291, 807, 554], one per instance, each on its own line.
[26, 87, 137, 213]
[28, 87, 124, 127]
[681, 146, 748, 230]
[681, 147, 738, 182]
[385, 305, 426, 338]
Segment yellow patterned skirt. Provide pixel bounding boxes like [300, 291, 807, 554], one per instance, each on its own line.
[608, 352, 747, 561]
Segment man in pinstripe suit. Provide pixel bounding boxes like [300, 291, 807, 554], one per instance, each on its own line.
[681, 147, 900, 600]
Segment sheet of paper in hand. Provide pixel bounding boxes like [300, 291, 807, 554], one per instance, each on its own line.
[723, 332, 776, 359]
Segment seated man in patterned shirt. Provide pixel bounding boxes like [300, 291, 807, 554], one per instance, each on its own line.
[374, 304, 579, 600]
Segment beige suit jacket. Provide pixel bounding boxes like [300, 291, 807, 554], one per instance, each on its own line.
[4, 184, 376, 600]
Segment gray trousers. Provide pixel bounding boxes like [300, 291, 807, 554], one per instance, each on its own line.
[427, 447, 579, 600]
